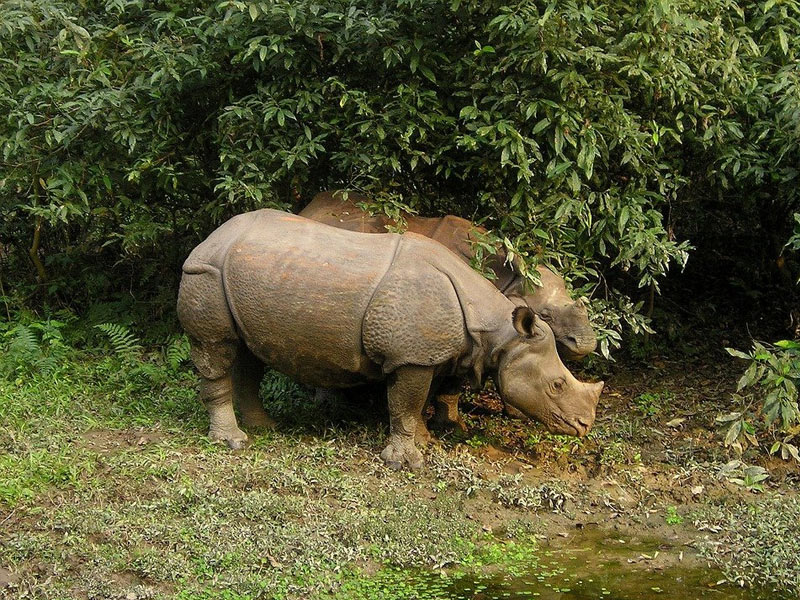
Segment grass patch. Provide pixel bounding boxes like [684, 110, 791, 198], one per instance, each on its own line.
[0, 354, 559, 598]
[1, 346, 798, 598]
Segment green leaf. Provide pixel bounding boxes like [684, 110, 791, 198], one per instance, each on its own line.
[532, 118, 550, 135]
[775, 340, 800, 350]
[554, 128, 564, 156]
[777, 28, 788, 55]
[419, 66, 436, 83]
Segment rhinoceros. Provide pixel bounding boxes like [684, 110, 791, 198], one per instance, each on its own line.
[177, 209, 603, 469]
[299, 191, 598, 429]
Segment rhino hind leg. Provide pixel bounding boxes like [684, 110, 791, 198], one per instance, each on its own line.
[179, 269, 248, 449]
[430, 394, 467, 432]
[233, 349, 274, 429]
[415, 419, 433, 445]
[381, 365, 433, 471]
[429, 378, 468, 433]
[200, 370, 248, 449]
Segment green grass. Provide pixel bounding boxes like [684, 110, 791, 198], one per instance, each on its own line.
[0, 354, 559, 598]
[1, 349, 799, 598]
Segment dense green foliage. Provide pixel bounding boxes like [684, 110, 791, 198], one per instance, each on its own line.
[1, 0, 798, 349]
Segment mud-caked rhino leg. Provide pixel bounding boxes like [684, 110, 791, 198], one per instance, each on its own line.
[429, 377, 468, 433]
[381, 365, 433, 471]
[233, 349, 275, 429]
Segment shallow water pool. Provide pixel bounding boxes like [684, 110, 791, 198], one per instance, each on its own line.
[335, 529, 788, 600]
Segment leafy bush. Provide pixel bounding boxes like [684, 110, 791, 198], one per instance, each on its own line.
[725, 340, 800, 460]
[788, 214, 800, 256]
[0, 0, 798, 347]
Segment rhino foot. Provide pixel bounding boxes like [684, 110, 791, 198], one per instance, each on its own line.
[380, 437, 423, 471]
[209, 427, 249, 450]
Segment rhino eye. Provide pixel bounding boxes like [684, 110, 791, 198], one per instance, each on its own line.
[539, 309, 553, 324]
[551, 378, 565, 395]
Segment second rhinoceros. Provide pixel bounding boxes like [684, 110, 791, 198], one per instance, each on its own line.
[177, 209, 603, 470]
[300, 191, 598, 429]
[299, 191, 597, 360]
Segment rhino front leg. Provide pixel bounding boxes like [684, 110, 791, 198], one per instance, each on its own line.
[381, 365, 433, 471]
[233, 350, 275, 429]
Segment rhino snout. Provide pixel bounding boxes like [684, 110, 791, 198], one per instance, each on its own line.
[553, 380, 603, 437]
[557, 332, 598, 361]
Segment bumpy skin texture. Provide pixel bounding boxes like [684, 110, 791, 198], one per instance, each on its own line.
[299, 191, 598, 431]
[178, 210, 602, 468]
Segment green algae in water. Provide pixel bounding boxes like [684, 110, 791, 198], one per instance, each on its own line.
[328, 531, 789, 600]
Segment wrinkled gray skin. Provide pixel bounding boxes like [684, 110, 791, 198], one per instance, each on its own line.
[300, 191, 598, 429]
[177, 209, 603, 470]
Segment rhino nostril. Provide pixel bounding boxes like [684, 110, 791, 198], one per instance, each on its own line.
[575, 416, 592, 436]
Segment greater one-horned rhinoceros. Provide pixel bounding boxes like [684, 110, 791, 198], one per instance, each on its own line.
[177, 209, 603, 469]
[299, 191, 598, 429]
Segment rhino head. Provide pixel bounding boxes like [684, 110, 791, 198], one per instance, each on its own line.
[515, 267, 598, 361]
[494, 307, 603, 437]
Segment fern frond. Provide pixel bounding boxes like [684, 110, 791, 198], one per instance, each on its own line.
[35, 356, 59, 375]
[8, 325, 39, 359]
[95, 323, 142, 362]
[166, 335, 191, 371]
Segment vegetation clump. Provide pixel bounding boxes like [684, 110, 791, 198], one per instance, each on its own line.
[1, 0, 798, 353]
[698, 496, 800, 594]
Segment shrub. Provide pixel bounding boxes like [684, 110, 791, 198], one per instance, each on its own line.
[725, 340, 800, 460]
[0, 0, 798, 351]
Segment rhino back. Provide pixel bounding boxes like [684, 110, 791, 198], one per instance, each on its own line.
[182, 211, 258, 274]
[415, 216, 517, 292]
[299, 191, 389, 233]
[221, 210, 399, 385]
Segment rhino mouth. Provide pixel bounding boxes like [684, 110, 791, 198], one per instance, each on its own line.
[556, 337, 597, 361]
[550, 412, 590, 437]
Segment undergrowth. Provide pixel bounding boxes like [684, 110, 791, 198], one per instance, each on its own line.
[725, 340, 800, 462]
[698, 495, 800, 594]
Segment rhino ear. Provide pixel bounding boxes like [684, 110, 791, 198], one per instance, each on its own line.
[511, 306, 539, 338]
